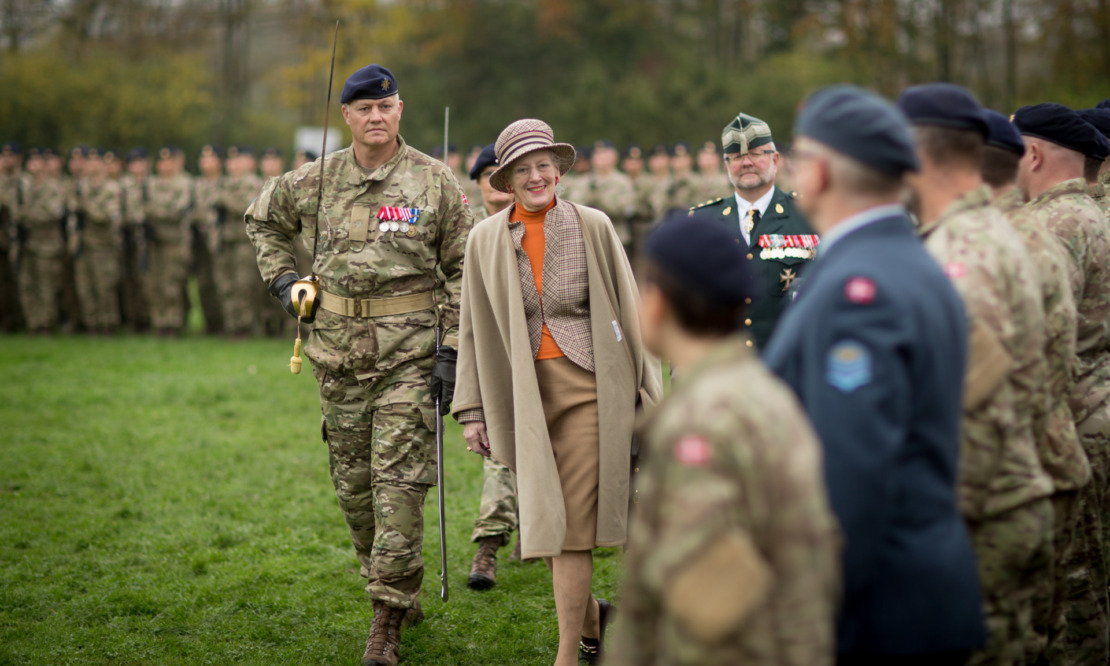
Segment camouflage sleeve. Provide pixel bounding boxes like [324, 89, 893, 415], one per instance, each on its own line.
[245, 173, 300, 285]
[434, 170, 474, 342]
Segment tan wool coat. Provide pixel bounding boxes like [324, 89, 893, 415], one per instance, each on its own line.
[453, 199, 663, 558]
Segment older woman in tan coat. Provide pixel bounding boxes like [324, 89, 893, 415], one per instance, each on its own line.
[453, 119, 662, 666]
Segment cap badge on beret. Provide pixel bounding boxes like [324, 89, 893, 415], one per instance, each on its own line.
[381, 79, 389, 91]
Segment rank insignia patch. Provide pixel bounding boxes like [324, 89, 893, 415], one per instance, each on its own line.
[674, 436, 712, 467]
[826, 340, 872, 393]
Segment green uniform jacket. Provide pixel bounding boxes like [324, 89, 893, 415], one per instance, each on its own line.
[689, 187, 817, 349]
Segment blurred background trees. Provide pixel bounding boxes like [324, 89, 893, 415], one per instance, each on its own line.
[1, 0, 1107, 157]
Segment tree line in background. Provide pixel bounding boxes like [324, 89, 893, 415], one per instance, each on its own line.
[2, 0, 1108, 159]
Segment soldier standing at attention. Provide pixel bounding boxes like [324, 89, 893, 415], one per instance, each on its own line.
[70, 148, 124, 335]
[693, 140, 730, 203]
[13, 148, 68, 334]
[609, 214, 839, 666]
[245, 64, 471, 666]
[257, 147, 293, 336]
[623, 145, 656, 259]
[1077, 108, 1110, 216]
[120, 147, 151, 332]
[665, 141, 698, 214]
[0, 142, 25, 331]
[1013, 103, 1110, 665]
[560, 144, 592, 201]
[689, 112, 818, 350]
[762, 85, 988, 664]
[216, 147, 264, 338]
[573, 140, 635, 253]
[139, 147, 193, 337]
[897, 84, 1055, 666]
[191, 144, 226, 334]
[464, 142, 523, 590]
[980, 109, 1092, 664]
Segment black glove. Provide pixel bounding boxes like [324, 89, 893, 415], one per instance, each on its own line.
[429, 346, 457, 415]
[269, 273, 319, 324]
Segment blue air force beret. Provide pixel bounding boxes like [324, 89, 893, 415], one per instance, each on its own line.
[2, 141, 21, 155]
[469, 143, 498, 181]
[795, 84, 918, 175]
[644, 212, 758, 308]
[126, 146, 149, 161]
[1078, 109, 1110, 139]
[982, 109, 1025, 156]
[896, 83, 989, 138]
[649, 143, 672, 158]
[340, 64, 398, 104]
[1013, 103, 1108, 159]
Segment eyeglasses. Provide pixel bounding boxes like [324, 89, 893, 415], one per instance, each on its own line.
[724, 149, 777, 165]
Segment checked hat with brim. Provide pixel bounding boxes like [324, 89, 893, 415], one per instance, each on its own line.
[489, 119, 577, 193]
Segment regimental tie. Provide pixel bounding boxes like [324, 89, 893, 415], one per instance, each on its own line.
[745, 208, 761, 234]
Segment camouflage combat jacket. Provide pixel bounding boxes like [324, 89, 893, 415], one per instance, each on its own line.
[693, 171, 731, 204]
[1026, 179, 1110, 426]
[140, 174, 192, 244]
[611, 337, 838, 666]
[245, 138, 472, 377]
[1004, 202, 1091, 492]
[218, 174, 262, 246]
[1089, 171, 1110, 217]
[15, 175, 66, 255]
[919, 186, 1054, 519]
[71, 178, 122, 251]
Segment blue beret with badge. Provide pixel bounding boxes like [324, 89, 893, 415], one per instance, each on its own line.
[1013, 103, 1108, 159]
[982, 109, 1025, 156]
[468, 143, 498, 181]
[896, 83, 989, 138]
[1, 141, 21, 155]
[340, 64, 398, 104]
[795, 84, 919, 176]
[643, 212, 758, 307]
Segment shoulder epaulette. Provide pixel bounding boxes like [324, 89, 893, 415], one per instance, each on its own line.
[689, 196, 725, 213]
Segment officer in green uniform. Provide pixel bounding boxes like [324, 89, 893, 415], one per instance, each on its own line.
[245, 64, 472, 666]
[688, 113, 818, 350]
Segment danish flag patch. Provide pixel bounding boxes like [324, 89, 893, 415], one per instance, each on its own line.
[844, 277, 876, 304]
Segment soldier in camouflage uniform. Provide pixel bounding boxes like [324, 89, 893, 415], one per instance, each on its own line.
[0, 142, 25, 331]
[571, 140, 635, 251]
[12, 148, 67, 333]
[665, 141, 699, 214]
[215, 147, 265, 337]
[610, 215, 838, 666]
[245, 64, 471, 666]
[693, 140, 731, 203]
[69, 148, 123, 334]
[559, 144, 592, 202]
[899, 85, 1055, 666]
[191, 144, 226, 334]
[137, 147, 193, 337]
[460, 143, 522, 591]
[1078, 108, 1110, 216]
[981, 108, 1093, 663]
[622, 145, 656, 261]
[1014, 104, 1110, 666]
[119, 148, 151, 332]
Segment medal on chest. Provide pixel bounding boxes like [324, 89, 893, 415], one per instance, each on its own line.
[377, 206, 421, 237]
[756, 234, 819, 260]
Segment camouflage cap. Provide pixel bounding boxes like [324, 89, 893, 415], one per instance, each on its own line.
[721, 113, 773, 155]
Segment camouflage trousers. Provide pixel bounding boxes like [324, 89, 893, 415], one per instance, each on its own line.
[1046, 420, 1110, 665]
[18, 251, 62, 331]
[967, 497, 1054, 666]
[216, 241, 264, 335]
[470, 456, 518, 542]
[191, 227, 223, 335]
[142, 241, 188, 330]
[75, 244, 120, 330]
[314, 359, 437, 610]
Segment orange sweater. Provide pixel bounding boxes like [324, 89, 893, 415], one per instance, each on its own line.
[514, 199, 564, 360]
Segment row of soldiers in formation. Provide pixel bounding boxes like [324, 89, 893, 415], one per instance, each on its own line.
[0, 138, 728, 337]
[0, 143, 318, 337]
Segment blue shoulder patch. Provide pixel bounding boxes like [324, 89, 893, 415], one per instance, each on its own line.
[826, 340, 872, 392]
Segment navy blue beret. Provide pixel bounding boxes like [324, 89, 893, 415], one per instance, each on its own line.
[126, 146, 148, 161]
[644, 212, 758, 308]
[261, 147, 282, 158]
[1013, 103, 1108, 158]
[1, 141, 21, 154]
[468, 143, 498, 181]
[575, 145, 593, 160]
[593, 139, 615, 150]
[896, 83, 988, 138]
[982, 109, 1025, 156]
[672, 141, 691, 156]
[649, 143, 672, 157]
[199, 144, 222, 158]
[1078, 109, 1110, 161]
[70, 145, 89, 158]
[795, 84, 918, 175]
[622, 144, 643, 159]
[340, 64, 398, 104]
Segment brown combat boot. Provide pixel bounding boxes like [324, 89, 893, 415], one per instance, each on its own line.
[402, 599, 424, 629]
[467, 535, 504, 590]
[361, 602, 404, 666]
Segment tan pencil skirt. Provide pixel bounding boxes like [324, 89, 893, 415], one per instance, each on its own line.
[535, 356, 600, 552]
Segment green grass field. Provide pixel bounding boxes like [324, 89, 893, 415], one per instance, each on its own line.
[0, 334, 624, 665]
